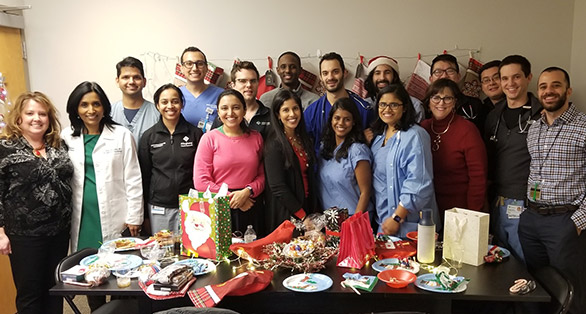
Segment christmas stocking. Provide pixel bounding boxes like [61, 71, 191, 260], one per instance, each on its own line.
[461, 57, 483, 98]
[188, 270, 273, 308]
[351, 56, 368, 99]
[405, 59, 431, 101]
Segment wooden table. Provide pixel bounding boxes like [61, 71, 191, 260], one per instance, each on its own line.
[50, 252, 550, 314]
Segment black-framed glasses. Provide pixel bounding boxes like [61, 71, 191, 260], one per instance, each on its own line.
[182, 60, 207, 68]
[481, 74, 501, 85]
[432, 68, 457, 77]
[379, 102, 403, 110]
[430, 95, 455, 104]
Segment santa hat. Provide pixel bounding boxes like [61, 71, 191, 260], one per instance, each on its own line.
[367, 56, 400, 76]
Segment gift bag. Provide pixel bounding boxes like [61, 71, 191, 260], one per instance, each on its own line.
[443, 208, 489, 266]
[337, 211, 375, 269]
[179, 192, 231, 260]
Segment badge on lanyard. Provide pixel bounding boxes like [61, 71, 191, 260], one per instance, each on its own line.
[529, 180, 543, 201]
[506, 204, 524, 219]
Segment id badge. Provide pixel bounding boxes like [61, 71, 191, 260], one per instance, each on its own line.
[151, 206, 165, 215]
[197, 120, 205, 129]
[507, 204, 523, 219]
[529, 181, 542, 201]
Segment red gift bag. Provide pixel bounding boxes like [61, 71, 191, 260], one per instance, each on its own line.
[337, 212, 375, 269]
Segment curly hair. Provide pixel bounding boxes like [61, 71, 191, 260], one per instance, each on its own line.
[1, 91, 63, 148]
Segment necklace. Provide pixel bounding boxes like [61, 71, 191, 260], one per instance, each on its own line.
[286, 134, 309, 167]
[430, 111, 455, 152]
[32, 144, 45, 157]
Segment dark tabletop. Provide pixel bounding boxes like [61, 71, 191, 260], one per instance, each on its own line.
[51, 251, 550, 314]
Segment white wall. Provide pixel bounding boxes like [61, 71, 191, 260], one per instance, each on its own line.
[571, 0, 586, 108]
[19, 0, 579, 123]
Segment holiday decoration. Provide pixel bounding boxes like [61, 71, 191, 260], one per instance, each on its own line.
[323, 207, 349, 237]
[461, 57, 483, 98]
[406, 59, 431, 101]
[351, 55, 368, 98]
[259, 236, 338, 273]
[0, 73, 11, 134]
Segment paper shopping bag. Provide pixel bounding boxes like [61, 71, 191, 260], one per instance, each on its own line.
[337, 211, 375, 269]
[443, 208, 489, 266]
[179, 193, 231, 260]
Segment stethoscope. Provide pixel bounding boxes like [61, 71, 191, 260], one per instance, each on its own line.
[460, 104, 477, 120]
[489, 105, 535, 142]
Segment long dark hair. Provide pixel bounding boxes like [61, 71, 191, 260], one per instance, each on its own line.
[66, 81, 117, 137]
[321, 98, 366, 161]
[370, 84, 417, 136]
[267, 89, 315, 168]
[215, 89, 249, 134]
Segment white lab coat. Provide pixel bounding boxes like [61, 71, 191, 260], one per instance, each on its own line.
[62, 125, 143, 251]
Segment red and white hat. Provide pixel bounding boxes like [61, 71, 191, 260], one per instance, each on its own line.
[367, 56, 400, 76]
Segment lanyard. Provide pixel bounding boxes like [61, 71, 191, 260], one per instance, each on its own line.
[536, 121, 564, 179]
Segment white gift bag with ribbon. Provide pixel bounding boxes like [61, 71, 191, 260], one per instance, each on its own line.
[442, 208, 489, 266]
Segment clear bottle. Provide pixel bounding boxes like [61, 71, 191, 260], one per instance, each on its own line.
[244, 225, 257, 243]
[417, 209, 436, 264]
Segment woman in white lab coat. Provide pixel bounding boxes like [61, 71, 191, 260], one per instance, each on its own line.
[62, 81, 143, 252]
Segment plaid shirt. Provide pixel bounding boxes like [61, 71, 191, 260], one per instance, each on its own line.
[527, 104, 586, 230]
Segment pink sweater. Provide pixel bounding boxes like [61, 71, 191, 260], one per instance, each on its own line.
[194, 129, 265, 195]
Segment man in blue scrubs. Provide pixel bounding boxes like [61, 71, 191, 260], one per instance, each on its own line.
[304, 52, 372, 153]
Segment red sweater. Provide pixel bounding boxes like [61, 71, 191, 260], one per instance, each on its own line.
[421, 114, 487, 221]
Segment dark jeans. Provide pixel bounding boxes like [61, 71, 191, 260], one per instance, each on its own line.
[518, 209, 586, 314]
[9, 230, 69, 314]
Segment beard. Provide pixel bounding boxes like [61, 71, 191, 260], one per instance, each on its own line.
[542, 91, 568, 113]
[375, 79, 390, 92]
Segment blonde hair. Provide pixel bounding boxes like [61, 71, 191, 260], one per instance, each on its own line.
[0, 91, 63, 148]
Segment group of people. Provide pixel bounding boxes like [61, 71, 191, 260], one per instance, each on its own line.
[0, 46, 584, 314]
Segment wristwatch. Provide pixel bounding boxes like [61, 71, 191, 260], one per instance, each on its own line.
[245, 186, 254, 197]
[391, 213, 404, 224]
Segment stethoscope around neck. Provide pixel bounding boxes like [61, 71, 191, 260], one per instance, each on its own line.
[489, 105, 535, 142]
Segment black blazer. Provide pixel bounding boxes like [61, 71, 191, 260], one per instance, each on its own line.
[263, 135, 319, 233]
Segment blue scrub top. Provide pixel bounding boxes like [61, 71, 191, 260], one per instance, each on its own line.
[318, 142, 373, 215]
[180, 85, 224, 132]
[371, 126, 439, 237]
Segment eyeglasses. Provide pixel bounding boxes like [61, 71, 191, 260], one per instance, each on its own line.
[182, 60, 207, 68]
[235, 78, 259, 85]
[379, 102, 403, 110]
[430, 95, 455, 104]
[481, 74, 501, 85]
[432, 68, 457, 77]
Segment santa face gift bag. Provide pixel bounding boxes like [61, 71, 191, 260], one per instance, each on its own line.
[179, 193, 232, 260]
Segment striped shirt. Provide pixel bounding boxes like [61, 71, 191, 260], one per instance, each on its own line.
[527, 104, 586, 229]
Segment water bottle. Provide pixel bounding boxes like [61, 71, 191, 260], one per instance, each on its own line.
[417, 209, 436, 264]
[244, 225, 257, 243]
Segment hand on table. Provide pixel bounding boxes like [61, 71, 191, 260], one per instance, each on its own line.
[381, 217, 400, 236]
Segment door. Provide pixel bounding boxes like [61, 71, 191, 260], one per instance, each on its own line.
[0, 24, 28, 314]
